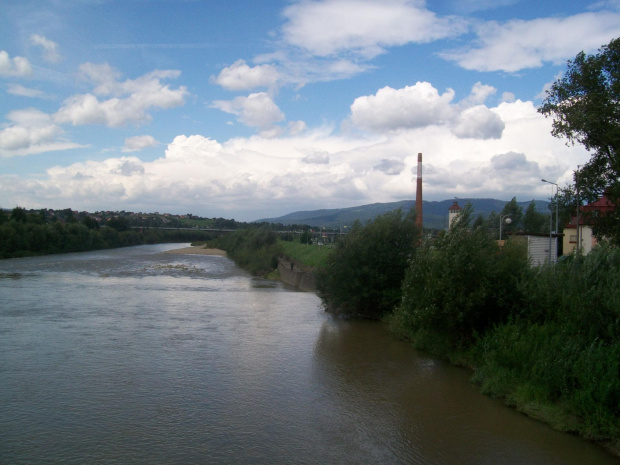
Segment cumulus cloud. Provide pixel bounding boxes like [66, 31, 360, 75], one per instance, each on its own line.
[211, 92, 285, 130]
[441, 11, 620, 72]
[350, 82, 456, 132]
[281, 0, 467, 58]
[0, 108, 83, 157]
[122, 135, 159, 152]
[349, 81, 505, 139]
[451, 105, 504, 139]
[211, 60, 281, 91]
[30, 34, 62, 63]
[490, 151, 538, 170]
[54, 65, 188, 127]
[0, 50, 32, 77]
[302, 151, 330, 164]
[0, 98, 590, 220]
[374, 159, 405, 175]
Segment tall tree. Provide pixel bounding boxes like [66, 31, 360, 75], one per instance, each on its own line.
[539, 37, 620, 243]
[523, 200, 547, 233]
[500, 197, 523, 233]
[315, 208, 419, 319]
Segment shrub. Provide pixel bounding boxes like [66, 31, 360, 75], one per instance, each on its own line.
[390, 203, 531, 350]
[315, 208, 419, 319]
[208, 226, 282, 276]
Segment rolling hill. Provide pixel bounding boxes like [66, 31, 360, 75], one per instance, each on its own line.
[256, 198, 550, 230]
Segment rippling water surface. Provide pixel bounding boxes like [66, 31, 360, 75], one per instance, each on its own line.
[0, 244, 617, 464]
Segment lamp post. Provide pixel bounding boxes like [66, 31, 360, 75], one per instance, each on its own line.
[542, 179, 558, 263]
[499, 214, 512, 242]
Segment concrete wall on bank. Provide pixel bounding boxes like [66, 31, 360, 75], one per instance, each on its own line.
[277, 258, 316, 292]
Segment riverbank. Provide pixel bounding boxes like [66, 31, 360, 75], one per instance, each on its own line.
[170, 240, 620, 458]
[164, 245, 227, 256]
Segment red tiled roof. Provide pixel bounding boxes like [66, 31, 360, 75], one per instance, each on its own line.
[448, 201, 461, 211]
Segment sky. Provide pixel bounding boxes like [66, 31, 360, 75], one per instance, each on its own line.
[1, 0, 619, 221]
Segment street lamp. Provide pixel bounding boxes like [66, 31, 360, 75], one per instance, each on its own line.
[542, 179, 559, 263]
[499, 214, 512, 242]
[541, 179, 559, 233]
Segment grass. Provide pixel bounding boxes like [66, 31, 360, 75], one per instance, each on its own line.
[278, 239, 331, 269]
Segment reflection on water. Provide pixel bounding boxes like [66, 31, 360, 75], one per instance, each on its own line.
[0, 244, 617, 464]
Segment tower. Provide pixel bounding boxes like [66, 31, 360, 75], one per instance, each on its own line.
[448, 201, 461, 228]
[416, 152, 423, 231]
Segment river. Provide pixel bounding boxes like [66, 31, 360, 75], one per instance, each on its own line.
[0, 244, 617, 464]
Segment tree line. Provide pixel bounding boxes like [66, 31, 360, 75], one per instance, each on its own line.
[0, 207, 219, 259]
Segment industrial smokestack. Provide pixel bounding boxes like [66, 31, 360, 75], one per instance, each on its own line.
[416, 152, 423, 231]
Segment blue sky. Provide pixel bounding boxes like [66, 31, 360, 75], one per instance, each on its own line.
[2, 0, 619, 221]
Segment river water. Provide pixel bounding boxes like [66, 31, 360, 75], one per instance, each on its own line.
[0, 244, 617, 464]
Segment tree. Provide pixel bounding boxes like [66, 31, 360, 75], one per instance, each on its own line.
[390, 203, 530, 349]
[10, 206, 27, 223]
[523, 200, 547, 233]
[315, 208, 419, 319]
[82, 216, 100, 230]
[500, 197, 523, 233]
[539, 37, 620, 242]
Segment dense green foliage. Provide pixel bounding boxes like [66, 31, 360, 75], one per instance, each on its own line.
[390, 204, 530, 349]
[0, 208, 218, 259]
[539, 37, 620, 243]
[474, 244, 620, 442]
[389, 206, 620, 445]
[315, 208, 419, 319]
[207, 226, 283, 276]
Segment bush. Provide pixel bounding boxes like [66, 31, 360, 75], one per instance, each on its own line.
[208, 226, 282, 276]
[472, 243, 620, 442]
[390, 203, 531, 351]
[315, 208, 419, 319]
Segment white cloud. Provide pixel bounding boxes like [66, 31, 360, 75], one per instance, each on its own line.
[0, 108, 82, 157]
[501, 92, 516, 103]
[0, 50, 32, 77]
[461, 81, 496, 106]
[0, 98, 590, 220]
[211, 92, 285, 130]
[281, 0, 467, 58]
[288, 120, 306, 135]
[7, 84, 50, 99]
[122, 135, 159, 152]
[374, 159, 405, 175]
[350, 82, 456, 132]
[349, 81, 504, 139]
[441, 11, 620, 72]
[54, 65, 188, 127]
[211, 60, 280, 91]
[451, 105, 504, 139]
[30, 34, 62, 63]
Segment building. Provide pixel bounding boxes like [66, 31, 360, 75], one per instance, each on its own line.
[563, 191, 616, 255]
[448, 201, 461, 229]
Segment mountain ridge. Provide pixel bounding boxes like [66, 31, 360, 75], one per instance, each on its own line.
[256, 198, 551, 230]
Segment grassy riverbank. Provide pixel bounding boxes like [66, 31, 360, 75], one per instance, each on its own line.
[205, 219, 620, 453]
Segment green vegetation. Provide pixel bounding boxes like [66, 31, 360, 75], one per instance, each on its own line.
[207, 226, 283, 276]
[279, 240, 331, 269]
[540, 36, 620, 244]
[389, 204, 530, 354]
[383, 207, 620, 447]
[315, 208, 419, 319]
[0, 207, 219, 259]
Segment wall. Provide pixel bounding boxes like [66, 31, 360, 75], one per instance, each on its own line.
[277, 258, 316, 292]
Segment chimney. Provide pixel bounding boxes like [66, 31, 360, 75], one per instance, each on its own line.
[416, 152, 423, 231]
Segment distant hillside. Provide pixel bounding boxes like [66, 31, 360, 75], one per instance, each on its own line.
[256, 198, 550, 230]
